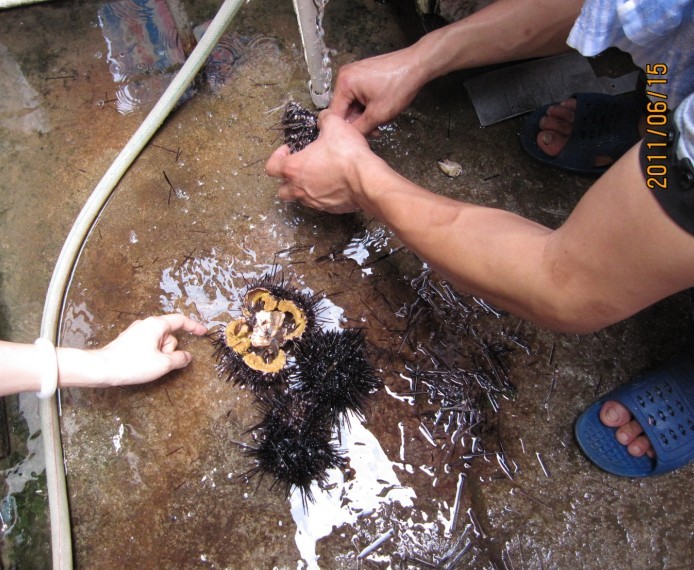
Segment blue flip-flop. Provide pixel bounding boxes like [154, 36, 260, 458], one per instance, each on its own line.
[519, 92, 643, 176]
[575, 354, 694, 477]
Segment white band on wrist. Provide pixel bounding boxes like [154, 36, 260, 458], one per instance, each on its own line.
[34, 337, 59, 399]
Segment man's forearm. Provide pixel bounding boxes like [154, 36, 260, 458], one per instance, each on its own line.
[412, 0, 583, 83]
[353, 155, 555, 323]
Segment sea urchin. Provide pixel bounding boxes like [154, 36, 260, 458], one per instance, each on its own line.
[243, 392, 345, 505]
[291, 328, 382, 427]
[281, 101, 319, 153]
[212, 271, 320, 392]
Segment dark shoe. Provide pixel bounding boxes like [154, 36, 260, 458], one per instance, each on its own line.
[520, 92, 642, 176]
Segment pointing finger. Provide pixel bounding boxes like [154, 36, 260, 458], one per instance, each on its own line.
[155, 314, 207, 336]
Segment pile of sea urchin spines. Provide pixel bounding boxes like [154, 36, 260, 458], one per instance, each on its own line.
[281, 100, 319, 153]
[213, 270, 382, 504]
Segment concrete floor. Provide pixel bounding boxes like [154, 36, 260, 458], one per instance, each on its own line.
[0, 0, 692, 568]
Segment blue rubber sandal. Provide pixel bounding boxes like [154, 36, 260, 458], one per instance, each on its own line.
[519, 92, 642, 176]
[575, 354, 694, 477]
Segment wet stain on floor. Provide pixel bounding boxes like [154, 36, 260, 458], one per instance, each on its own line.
[1, 1, 692, 569]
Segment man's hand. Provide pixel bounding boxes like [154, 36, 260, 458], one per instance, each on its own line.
[329, 47, 426, 135]
[266, 110, 377, 214]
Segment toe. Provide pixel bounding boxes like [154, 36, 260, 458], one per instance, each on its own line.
[539, 114, 573, 137]
[615, 419, 645, 446]
[536, 130, 569, 157]
[599, 400, 631, 427]
[557, 97, 577, 111]
[544, 100, 575, 125]
[531, 98, 577, 158]
[627, 435, 655, 459]
[600, 401, 656, 459]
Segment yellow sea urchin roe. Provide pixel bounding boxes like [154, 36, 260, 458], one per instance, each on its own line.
[243, 288, 277, 317]
[243, 349, 287, 373]
[277, 299, 307, 340]
[225, 318, 252, 354]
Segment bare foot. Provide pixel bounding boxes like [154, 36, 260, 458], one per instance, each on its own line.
[599, 401, 655, 459]
[536, 98, 614, 167]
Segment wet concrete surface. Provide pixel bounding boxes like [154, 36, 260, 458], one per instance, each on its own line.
[1, 0, 693, 568]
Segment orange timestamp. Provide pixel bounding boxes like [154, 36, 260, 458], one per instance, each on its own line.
[643, 63, 672, 190]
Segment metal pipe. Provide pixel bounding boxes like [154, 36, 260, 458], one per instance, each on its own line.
[292, 0, 332, 108]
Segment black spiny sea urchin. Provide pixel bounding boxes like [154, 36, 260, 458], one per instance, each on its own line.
[243, 393, 345, 506]
[291, 329, 382, 427]
[281, 101, 319, 153]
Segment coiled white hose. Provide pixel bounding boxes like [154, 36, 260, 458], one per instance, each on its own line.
[37, 1, 247, 567]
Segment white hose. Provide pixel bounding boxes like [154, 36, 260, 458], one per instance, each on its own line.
[38, 1, 247, 567]
[0, 0, 52, 8]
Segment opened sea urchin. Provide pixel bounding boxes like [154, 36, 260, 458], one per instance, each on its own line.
[212, 271, 320, 392]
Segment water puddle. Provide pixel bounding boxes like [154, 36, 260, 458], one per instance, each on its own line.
[193, 23, 280, 92]
[98, 0, 187, 114]
[97, 0, 284, 114]
[290, 415, 415, 568]
[159, 249, 247, 327]
[339, 226, 394, 276]
[61, 299, 96, 348]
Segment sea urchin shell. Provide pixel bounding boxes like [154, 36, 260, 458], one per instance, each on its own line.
[212, 271, 320, 391]
[226, 287, 308, 374]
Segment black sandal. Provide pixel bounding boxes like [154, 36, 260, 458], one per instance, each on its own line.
[519, 92, 643, 176]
